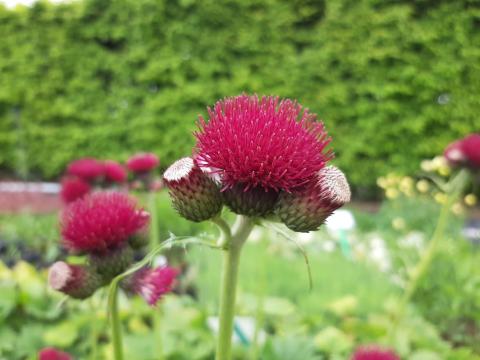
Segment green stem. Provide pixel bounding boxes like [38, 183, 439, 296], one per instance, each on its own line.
[108, 284, 124, 360]
[390, 169, 470, 341]
[215, 215, 255, 360]
[154, 308, 164, 360]
[89, 300, 99, 360]
[148, 192, 159, 251]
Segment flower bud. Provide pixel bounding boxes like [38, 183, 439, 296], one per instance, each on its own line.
[222, 184, 279, 217]
[275, 166, 351, 232]
[163, 157, 223, 222]
[88, 245, 134, 283]
[48, 261, 102, 299]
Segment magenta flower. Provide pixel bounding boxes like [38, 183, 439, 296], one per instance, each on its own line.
[104, 160, 127, 183]
[133, 266, 178, 306]
[127, 153, 160, 173]
[48, 261, 102, 299]
[351, 345, 400, 360]
[61, 192, 149, 253]
[38, 347, 72, 360]
[195, 94, 332, 193]
[67, 158, 104, 181]
[444, 133, 480, 169]
[60, 177, 91, 204]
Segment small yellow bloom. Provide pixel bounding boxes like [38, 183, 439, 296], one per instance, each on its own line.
[377, 177, 387, 189]
[452, 202, 463, 215]
[421, 160, 433, 172]
[386, 188, 399, 199]
[437, 165, 451, 177]
[434, 192, 447, 204]
[416, 180, 429, 193]
[465, 194, 477, 207]
[392, 217, 406, 230]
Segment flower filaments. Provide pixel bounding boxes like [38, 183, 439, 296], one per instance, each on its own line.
[61, 192, 149, 253]
[276, 166, 351, 232]
[67, 158, 105, 181]
[163, 157, 223, 222]
[127, 152, 160, 173]
[351, 345, 400, 360]
[48, 261, 102, 299]
[131, 266, 178, 306]
[60, 177, 91, 204]
[195, 94, 332, 216]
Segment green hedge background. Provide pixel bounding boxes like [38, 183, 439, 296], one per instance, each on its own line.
[0, 0, 479, 194]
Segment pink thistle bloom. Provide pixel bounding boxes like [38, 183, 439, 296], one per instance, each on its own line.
[127, 153, 160, 173]
[195, 94, 332, 193]
[48, 261, 102, 299]
[38, 347, 72, 360]
[444, 139, 467, 167]
[133, 266, 178, 306]
[67, 158, 104, 181]
[104, 160, 127, 183]
[60, 177, 91, 204]
[61, 192, 149, 253]
[462, 133, 480, 168]
[351, 345, 400, 360]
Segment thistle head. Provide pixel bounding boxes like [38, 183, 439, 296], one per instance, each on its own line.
[60, 177, 91, 204]
[67, 158, 104, 182]
[132, 266, 178, 306]
[163, 157, 223, 222]
[104, 160, 127, 183]
[195, 94, 332, 216]
[127, 152, 160, 174]
[61, 192, 149, 253]
[38, 347, 72, 360]
[48, 261, 102, 299]
[444, 133, 480, 169]
[276, 166, 351, 232]
[351, 345, 400, 360]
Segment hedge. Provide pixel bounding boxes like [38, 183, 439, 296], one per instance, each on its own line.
[0, 0, 478, 194]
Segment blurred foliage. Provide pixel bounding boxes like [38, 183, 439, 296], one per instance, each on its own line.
[0, 0, 479, 193]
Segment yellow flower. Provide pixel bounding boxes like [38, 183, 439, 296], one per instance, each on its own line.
[451, 202, 463, 215]
[416, 180, 429, 193]
[377, 177, 387, 189]
[392, 217, 406, 230]
[437, 165, 451, 177]
[434, 192, 447, 204]
[386, 188, 399, 199]
[465, 194, 477, 207]
[421, 160, 433, 172]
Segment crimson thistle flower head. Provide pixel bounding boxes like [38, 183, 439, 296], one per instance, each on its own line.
[61, 192, 149, 253]
[351, 345, 400, 360]
[276, 165, 351, 232]
[163, 157, 223, 222]
[38, 347, 72, 360]
[67, 158, 104, 182]
[195, 94, 332, 216]
[132, 266, 178, 306]
[127, 152, 160, 174]
[60, 177, 91, 204]
[444, 133, 480, 169]
[48, 261, 102, 299]
[104, 160, 127, 183]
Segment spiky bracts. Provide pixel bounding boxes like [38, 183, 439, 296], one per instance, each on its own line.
[128, 266, 178, 306]
[61, 192, 149, 253]
[276, 166, 351, 232]
[195, 95, 331, 193]
[351, 345, 400, 360]
[163, 157, 223, 222]
[48, 261, 102, 299]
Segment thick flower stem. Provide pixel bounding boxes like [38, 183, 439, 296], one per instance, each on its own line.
[109, 286, 124, 360]
[215, 215, 254, 360]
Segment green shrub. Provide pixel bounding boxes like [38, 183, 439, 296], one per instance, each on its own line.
[0, 0, 478, 193]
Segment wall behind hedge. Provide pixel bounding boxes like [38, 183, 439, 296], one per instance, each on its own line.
[0, 0, 478, 194]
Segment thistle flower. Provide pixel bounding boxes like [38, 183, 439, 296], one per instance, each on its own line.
[38, 347, 72, 360]
[60, 177, 91, 204]
[89, 245, 134, 282]
[131, 266, 178, 306]
[67, 158, 104, 181]
[351, 345, 400, 360]
[163, 157, 223, 222]
[104, 160, 127, 183]
[48, 261, 102, 299]
[444, 134, 480, 169]
[276, 166, 351, 232]
[195, 94, 331, 215]
[61, 192, 149, 253]
[127, 153, 159, 173]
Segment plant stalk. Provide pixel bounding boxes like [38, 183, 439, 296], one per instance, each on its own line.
[109, 285, 124, 360]
[215, 215, 254, 360]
